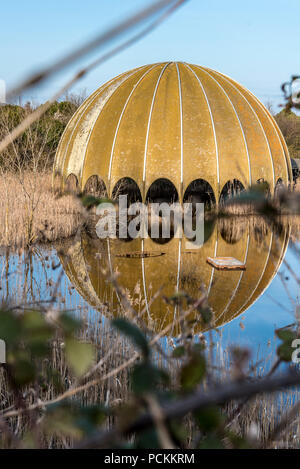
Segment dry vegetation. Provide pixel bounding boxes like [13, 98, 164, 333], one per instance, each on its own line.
[0, 172, 83, 247]
[275, 110, 300, 160]
[0, 97, 87, 248]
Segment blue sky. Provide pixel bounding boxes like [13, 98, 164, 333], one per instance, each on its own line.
[0, 0, 299, 111]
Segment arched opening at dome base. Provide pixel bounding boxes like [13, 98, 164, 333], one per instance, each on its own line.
[219, 179, 245, 206]
[110, 178, 142, 241]
[146, 179, 179, 204]
[112, 178, 142, 205]
[145, 179, 178, 243]
[183, 179, 216, 209]
[65, 174, 79, 193]
[84, 175, 108, 198]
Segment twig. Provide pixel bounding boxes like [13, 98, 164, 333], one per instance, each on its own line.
[145, 394, 176, 449]
[77, 369, 300, 448]
[265, 399, 300, 448]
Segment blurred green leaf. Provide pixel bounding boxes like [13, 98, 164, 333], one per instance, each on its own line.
[180, 353, 206, 391]
[276, 328, 298, 362]
[276, 329, 296, 343]
[45, 402, 107, 439]
[277, 342, 294, 362]
[80, 195, 114, 210]
[194, 406, 222, 432]
[0, 310, 22, 343]
[135, 428, 160, 449]
[172, 346, 185, 358]
[112, 318, 149, 359]
[65, 339, 94, 377]
[198, 435, 224, 449]
[58, 312, 82, 335]
[131, 363, 169, 395]
[22, 310, 53, 356]
[199, 307, 213, 324]
[13, 359, 36, 385]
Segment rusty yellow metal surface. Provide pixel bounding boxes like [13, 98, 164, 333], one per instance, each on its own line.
[57, 221, 290, 336]
[109, 64, 166, 195]
[54, 62, 292, 199]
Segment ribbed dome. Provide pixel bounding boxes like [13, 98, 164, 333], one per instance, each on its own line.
[54, 62, 292, 200]
[58, 221, 290, 335]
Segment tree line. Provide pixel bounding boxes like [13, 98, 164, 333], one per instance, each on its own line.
[0, 98, 299, 173]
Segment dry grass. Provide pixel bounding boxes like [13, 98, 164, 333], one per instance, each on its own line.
[0, 172, 83, 248]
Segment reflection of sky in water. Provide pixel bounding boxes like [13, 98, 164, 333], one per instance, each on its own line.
[0, 237, 299, 360]
[218, 241, 299, 350]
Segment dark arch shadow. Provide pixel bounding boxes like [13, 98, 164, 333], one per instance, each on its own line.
[84, 175, 108, 198]
[112, 178, 142, 241]
[183, 179, 216, 244]
[146, 179, 179, 204]
[145, 179, 178, 243]
[65, 174, 79, 193]
[112, 178, 142, 205]
[183, 179, 216, 208]
[219, 179, 245, 205]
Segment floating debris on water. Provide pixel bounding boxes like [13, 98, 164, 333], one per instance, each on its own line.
[115, 251, 166, 259]
[206, 256, 246, 271]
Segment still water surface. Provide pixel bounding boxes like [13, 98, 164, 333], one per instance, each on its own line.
[1, 217, 299, 360]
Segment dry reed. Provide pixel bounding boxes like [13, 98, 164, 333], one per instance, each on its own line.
[0, 172, 83, 248]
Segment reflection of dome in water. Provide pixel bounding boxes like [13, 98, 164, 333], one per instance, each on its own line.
[54, 62, 292, 202]
[57, 221, 290, 335]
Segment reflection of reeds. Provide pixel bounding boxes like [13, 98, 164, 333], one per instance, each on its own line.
[218, 216, 270, 244]
[284, 215, 300, 241]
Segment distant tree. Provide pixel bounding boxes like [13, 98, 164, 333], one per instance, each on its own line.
[275, 110, 300, 160]
[0, 100, 78, 171]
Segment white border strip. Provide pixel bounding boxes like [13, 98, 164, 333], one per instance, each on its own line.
[176, 63, 184, 184]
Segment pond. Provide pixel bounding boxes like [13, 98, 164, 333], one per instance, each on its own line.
[1, 216, 299, 364]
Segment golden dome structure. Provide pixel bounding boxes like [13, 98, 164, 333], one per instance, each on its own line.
[54, 62, 292, 202]
[57, 220, 290, 335]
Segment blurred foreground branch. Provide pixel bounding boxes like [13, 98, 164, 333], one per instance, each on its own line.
[78, 368, 300, 448]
